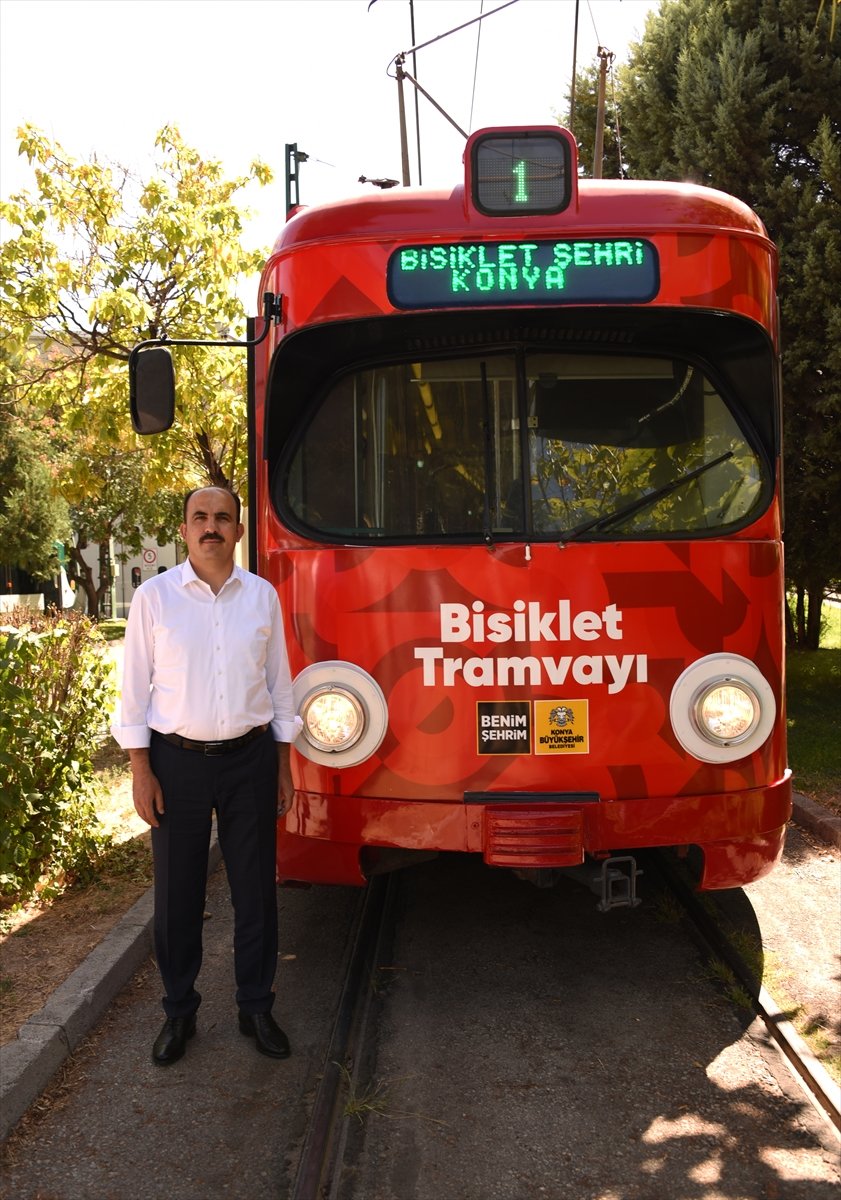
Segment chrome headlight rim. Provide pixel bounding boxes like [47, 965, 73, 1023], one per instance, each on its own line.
[691, 676, 761, 747]
[670, 653, 776, 764]
[300, 684, 365, 753]
[293, 660, 388, 767]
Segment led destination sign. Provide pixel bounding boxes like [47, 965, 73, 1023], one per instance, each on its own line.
[388, 239, 659, 309]
[472, 133, 571, 215]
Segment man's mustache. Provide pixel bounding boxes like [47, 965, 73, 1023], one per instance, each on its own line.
[200, 533, 224, 543]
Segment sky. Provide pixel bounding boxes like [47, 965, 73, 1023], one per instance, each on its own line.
[0, 0, 660, 308]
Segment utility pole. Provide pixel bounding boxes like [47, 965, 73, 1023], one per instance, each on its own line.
[395, 55, 412, 187]
[569, 0, 580, 133]
[390, 0, 515, 187]
[592, 46, 614, 179]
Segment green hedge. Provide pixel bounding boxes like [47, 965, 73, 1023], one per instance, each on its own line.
[0, 609, 113, 903]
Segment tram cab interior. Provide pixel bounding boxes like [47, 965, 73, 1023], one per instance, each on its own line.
[281, 345, 766, 545]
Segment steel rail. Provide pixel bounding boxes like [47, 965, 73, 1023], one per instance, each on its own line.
[655, 852, 841, 1140]
[288, 873, 398, 1199]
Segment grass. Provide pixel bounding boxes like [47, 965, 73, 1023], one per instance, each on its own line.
[816, 598, 841, 650]
[706, 904, 841, 1084]
[784, 593, 840, 807]
[336, 1062, 393, 1124]
[335, 1062, 446, 1128]
[97, 618, 127, 642]
[785, 646, 841, 807]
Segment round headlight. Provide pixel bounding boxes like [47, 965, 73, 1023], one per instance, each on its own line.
[670, 654, 776, 764]
[695, 680, 759, 745]
[301, 687, 364, 752]
[293, 661, 388, 768]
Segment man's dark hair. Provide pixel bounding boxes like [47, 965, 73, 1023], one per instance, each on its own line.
[183, 486, 241, 524]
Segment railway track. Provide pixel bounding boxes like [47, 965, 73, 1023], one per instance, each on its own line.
[3, 841, 836, 1200]
[288, 852, 839, 1200]
[290, 873, 399, 1200]
[653, 851, 841, 1142]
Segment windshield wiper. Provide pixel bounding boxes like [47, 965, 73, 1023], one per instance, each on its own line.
[559, 451, 734, 545]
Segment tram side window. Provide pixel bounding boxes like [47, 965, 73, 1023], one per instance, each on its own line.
[285, 357, 520, 538]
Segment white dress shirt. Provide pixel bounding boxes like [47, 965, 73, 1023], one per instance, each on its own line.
[111, 560, 302, 748]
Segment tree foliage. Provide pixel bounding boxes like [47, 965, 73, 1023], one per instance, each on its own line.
[0, 126, 272, 613]
[0, 610, 113, 902]
[570, 0, 840, 647]
[561, 60, 626, 179]
[0, 385, 70, 580]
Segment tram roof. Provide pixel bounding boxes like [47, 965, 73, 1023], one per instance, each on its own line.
[272, 178, 771, 257]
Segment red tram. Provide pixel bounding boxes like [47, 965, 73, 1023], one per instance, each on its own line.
[132, 126, 791, 897]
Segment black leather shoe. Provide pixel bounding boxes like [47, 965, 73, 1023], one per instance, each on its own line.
[238, 1011, 291, 1059]
[152, 1014, 196, 1066]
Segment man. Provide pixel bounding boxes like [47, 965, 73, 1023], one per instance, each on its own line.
[112, 486, 302, 1066]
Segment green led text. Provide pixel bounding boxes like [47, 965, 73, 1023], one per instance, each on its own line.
[512, 161, 529, 203]
[397, 240, 649, 295]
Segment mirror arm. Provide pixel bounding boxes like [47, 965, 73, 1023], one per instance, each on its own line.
[128, 291, 282, 369]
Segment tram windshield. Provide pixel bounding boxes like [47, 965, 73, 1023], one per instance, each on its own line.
[283, 351, 766, 541]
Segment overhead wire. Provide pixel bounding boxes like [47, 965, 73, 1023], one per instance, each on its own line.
[410, 0, 423, 184]
[585, 0, 626, 178]
[585, 0, 601, 45]
[468, 0, 485, 133]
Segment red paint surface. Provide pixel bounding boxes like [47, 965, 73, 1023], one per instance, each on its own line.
[252, 129, 786, 889]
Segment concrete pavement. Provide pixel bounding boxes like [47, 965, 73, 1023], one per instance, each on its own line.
[1, 795, 838, 1142]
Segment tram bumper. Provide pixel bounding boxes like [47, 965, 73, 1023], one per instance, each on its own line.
[278, 772, 792, 890]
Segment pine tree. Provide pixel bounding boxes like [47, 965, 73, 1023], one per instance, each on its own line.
[616, 0, 841, 646]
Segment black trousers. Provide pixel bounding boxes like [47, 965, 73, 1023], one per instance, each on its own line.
[149, 729, 278, 1020]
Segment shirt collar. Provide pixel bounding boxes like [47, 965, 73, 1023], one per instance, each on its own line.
[179, 558, 244, 592]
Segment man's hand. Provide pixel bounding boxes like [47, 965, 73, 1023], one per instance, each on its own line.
[128, 749, 165, 828]
[277, 742, 294, 817]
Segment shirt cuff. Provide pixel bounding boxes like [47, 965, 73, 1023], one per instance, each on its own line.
[111, 722, 151, 749]
[272, 715, 304, 743]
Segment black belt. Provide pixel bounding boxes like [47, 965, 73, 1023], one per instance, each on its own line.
[155, 725, 269, 756]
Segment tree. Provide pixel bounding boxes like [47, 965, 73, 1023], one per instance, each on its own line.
[0, 333, 70, 581]
[560, 59, 627, 179]
[602, 0, 841, 647]
[774, 115, 841, 647]
[62, 440, 183, 617]
[0, 127, 272, 614]
[0, 401, 70, 581]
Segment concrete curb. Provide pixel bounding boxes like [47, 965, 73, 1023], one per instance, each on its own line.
[792, 791, 841, 850]
[1, 796, 838, 1143]
[0, 840, 221, 1143]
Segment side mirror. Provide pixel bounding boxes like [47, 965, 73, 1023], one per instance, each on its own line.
[127, 293, 281, 435]
[129, 347, 176, 434]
